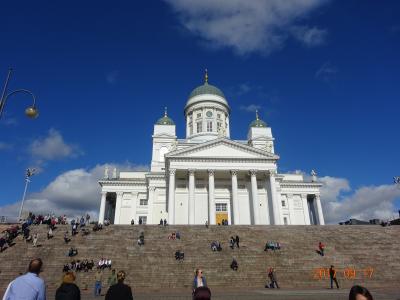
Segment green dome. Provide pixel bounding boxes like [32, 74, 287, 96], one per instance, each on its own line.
[188, 82, 225, 99]
[156, 108, 175, 125]
[249, 110, 267, 127]
[250, 119, 267, 128]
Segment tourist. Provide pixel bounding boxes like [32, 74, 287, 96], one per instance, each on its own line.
[138, 232, 144, 246]
[159, 218, 163, 225]
[175, 250, 184, 261]
[192, 268, 207, 294]
[107, 259, 112, 269]
[55, 271, 81, 300]
[86, 213, 91, 225]
[33, 233, 38, 247]
[318, 241, 325, 256]
[108, 269, 117, 287]
[329, 265, 339, 289]
[64, 232, 71, 244]
[131, 219, 135, 225]
[176, 231, 181, 239]
[235, 235, 240, 248]
[230, 258, 238, 271]
[193, 287, 211, 300]
[229, 236, 235, 249]
[47, 227, 53, 239]
[349, 285, 373, 300]
[94, 269, 103, 296]
[268, 268, 279, 289]
[3, 258, 46, 300]
[105, 270, 133, 300]
[163, 218, 167, 226]
[205, 220, 209, 228]
[139, 218, 143, 225]
[216, 241, 222, 251]
[210, 241, 217, 251]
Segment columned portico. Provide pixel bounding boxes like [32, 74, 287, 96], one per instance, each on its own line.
[231, 170, 239, 225]
[168, 169, 176, 224]
[208, 169, 216, 225]
[188, 169, 195, 224]
[250, 170, 260, 225]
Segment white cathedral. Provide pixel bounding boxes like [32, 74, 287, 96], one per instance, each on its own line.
[98, 73, 325, 226]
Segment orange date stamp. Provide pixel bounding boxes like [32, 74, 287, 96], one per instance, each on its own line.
[312, 267, 374, 280]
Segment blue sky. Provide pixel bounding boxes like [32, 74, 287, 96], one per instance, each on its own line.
[0, 0, 399, 222]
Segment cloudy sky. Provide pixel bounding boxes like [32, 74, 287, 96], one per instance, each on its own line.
[0, 1, 399, 223]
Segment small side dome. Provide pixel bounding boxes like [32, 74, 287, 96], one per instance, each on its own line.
[156, 107, 175, 125]
[249, 110, 267, 128]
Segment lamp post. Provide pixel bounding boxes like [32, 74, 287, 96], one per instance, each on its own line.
[0, 68, 39, 119]
[18, 168, 36, 220]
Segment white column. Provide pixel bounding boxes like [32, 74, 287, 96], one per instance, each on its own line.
[287, 194, 296, 225]
[148, 187, 155, 224]
[301, 194, 311, 225]
[231, 170, 239, 225]
[315, 195, 325, 225]
[168, 169, 176, 225]
[188, 169, 195, 224]
[99, 192, 107, 224]
[269, 170, 281, 225]
[250, 170, 260, 225]
[114, 192, 123, 224]
[208, 169, 216, 225]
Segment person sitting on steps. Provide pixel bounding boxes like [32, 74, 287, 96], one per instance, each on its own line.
[230, 258, 238, 271]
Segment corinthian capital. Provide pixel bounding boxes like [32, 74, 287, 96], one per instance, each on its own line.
[208, 169, 214, 176]
[169, 169, 176, 176]
[249, 169, 257, 176]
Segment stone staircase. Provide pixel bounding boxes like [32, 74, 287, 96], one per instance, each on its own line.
[0, 225, 399, 294]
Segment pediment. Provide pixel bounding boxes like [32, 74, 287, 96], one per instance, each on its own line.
[166, 138, 277, 160]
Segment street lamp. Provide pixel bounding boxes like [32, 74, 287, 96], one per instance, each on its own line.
[0, 68, 39, 119]
[18, 168, 36, 220]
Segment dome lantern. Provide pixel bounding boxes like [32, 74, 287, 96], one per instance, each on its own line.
[156, 107, 175, 125]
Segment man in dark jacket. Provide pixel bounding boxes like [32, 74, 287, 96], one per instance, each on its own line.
[105, 270, 133, 300]
[56, 272, 81, 300]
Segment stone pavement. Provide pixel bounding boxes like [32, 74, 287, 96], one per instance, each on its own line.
[45, 288, 400, 300]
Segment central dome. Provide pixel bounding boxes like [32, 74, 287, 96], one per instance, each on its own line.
[185, 70, 229, 112]
[188, 82, 225, 99]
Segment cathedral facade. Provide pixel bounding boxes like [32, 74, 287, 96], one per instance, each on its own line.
[98, 74, 324, 225]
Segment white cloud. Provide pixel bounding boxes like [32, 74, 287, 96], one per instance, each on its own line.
[0, 163, 148, 219]
[240, 104, 261, 113]
[291, 25, 327, 47]
[165, 0, 329, 55]
[315, 61, 338, 81]
[29, 128, 82, 163]
[319, 176, 400, 224]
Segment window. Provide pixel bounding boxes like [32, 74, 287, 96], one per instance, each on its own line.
[283, 217, 288, 225]
[196, 122, 202, 133]
[140, 199, 148, 206]
[216, 203, 227, 212]
[207, 121, 213, 132]
[217, 113, 221, 119]
[196, 113, 202, 118]
[281, 200, 286, 207]
[217, 122, 222, 131]
[139, 216, 147, 224]
[189, 114, 193, 122]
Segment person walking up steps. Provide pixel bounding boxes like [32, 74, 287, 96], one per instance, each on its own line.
[329, 265, 339, 289]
